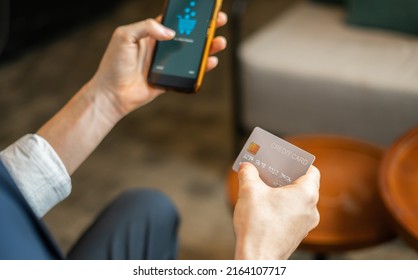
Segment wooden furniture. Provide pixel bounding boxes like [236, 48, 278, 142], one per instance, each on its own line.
[226, 135, 396, 253]
[380, 126, 418, 251]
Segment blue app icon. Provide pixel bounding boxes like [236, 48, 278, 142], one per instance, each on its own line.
[177, 1, 197, 35]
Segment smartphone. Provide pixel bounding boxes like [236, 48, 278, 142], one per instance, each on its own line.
[148, 0, 223, 93]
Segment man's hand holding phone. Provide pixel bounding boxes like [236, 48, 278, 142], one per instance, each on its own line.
[88, 9, 227, 120]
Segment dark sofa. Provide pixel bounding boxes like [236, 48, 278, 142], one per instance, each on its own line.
[0, 0, 120, 60]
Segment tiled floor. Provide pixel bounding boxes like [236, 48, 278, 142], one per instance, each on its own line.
[1, 0, 417, 260]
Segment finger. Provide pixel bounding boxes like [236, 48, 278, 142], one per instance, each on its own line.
[206, 36, 227, 72]
[209, 36, 227, 55]
[216, 11, 228, 28]
[238, 162, 261, 187]
[294, 165, 320, 189]
[206, 56, 219, 72]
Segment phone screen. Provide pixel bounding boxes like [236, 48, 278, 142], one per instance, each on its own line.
[150, 0, 216, 80]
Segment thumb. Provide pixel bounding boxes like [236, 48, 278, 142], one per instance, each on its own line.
[121, 18, 176, 43]
[238, 162, 261, 188]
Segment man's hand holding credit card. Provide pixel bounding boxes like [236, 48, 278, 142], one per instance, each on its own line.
[233, 127, 315, 187]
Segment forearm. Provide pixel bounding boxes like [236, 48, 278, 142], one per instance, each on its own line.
[37, 79, 123, 175]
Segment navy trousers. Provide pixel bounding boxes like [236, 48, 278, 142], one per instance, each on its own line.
[67, 189, 180, 260]
[0, 160, 179, 260]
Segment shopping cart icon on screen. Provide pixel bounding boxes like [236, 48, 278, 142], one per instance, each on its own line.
[177, 16, 197, 35]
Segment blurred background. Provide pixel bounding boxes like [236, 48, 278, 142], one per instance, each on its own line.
[1, 0, 417, 259]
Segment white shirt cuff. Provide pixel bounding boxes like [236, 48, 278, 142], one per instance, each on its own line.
[0, 134, 71, 218]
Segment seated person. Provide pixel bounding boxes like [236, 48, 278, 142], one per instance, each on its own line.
[0, 12, 320, 260]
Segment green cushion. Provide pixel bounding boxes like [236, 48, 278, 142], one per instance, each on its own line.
[346, 0, 418, 35]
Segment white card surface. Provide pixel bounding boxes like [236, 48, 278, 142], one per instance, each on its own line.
[233, 127, 315, 187]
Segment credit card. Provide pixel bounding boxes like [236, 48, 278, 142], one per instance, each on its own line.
[232, 127, 315, 187]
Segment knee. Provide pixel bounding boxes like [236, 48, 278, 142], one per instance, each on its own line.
[115, 189, 179, 225]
